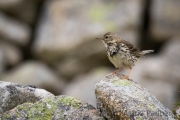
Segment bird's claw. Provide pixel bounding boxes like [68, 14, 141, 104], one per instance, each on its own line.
[120, 76, 131, 80]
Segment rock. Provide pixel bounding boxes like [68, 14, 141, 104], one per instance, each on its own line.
[63, 67, 113, 106]
[0, 81, 54, 114]
[0, 61, 65, 95]
[0, 41, 22, 66]
[95, 74, 176, 119]
[150, 0, 180, 40]
[0, 12, 31, 45]
[0, 95, 102, 120]
[0, 0, 42, 24]
[33, 0, 143, 79]
[175, 106, 180, 119]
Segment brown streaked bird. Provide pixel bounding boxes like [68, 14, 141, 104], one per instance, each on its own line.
[96, 32, 153, 80]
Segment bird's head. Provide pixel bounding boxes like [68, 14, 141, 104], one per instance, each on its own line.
[96, 32, 113, 42]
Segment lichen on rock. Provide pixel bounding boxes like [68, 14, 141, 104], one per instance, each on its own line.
[0, 95, 102, 120]
[95, 74, 176, 120]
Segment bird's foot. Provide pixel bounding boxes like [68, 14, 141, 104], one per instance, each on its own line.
[120, 76, 131, 80]
[110, 68, 120, 76]
[110, 72, 117, 76]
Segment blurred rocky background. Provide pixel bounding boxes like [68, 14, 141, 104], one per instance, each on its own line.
[0, 0, 179, 109]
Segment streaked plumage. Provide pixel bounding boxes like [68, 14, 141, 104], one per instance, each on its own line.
[96, 32, 153, 79]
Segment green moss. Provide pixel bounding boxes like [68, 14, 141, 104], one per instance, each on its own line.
[137, 116, 143, 120]
[148, 104, 156, 112]
[58, 96, 81, 109]
[15, 99, 56, 120]
[0, 96, 85, 119]
[1, 113, 11, 120]
[112, 79, 131, 86]
[175, 101, 180, 108]
[173, 101, 180, 120]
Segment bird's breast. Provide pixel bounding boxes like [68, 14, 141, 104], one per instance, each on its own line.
[107, 47, 137, 69]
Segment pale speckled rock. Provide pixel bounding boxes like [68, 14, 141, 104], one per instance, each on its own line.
[175, 107, 180, 119]
[0, 12, 31, 45]
[150, 0, 180, 40]
[0, 61, 65, 95]
[0, 81, 54, 114]
[0, 96, 103, 120]
[95, 74, 176, 120]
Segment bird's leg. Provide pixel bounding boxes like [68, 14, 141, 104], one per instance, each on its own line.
[124, 68, 132, 80]
[110, 68, 120, 75]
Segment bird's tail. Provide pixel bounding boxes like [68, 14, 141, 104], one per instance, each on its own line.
[142, 50, 154, 55]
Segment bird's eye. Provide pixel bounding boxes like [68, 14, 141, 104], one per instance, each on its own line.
[105, 36, 108, 39]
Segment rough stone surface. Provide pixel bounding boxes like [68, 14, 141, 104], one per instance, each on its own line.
[175, 107, 180, 119]
[0, 95, 102, 120]
[0, 81, 54, 114]
[0, 12, 31, 45]
[63, 67, 113, 106]
[150, 0, 180, 40]
[95, 74, 176, 120]
[0, 61, 65, 95]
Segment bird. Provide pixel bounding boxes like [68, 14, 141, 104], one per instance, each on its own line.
[96, 32, 153, 80]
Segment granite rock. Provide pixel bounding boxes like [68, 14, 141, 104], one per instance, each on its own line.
[0, 95, 102, 120]
[0, 81, 54, 114]
[95, 74, 176, 119]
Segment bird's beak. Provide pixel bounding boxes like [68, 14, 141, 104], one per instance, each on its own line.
[96, 37, 102, 40]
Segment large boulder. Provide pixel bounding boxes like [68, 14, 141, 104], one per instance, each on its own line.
[0, 95, 102, 120]
[0, 81, 54, 114]
[95, 74, 176, 119]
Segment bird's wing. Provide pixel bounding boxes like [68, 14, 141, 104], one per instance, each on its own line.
[119, 39, 143, 58]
